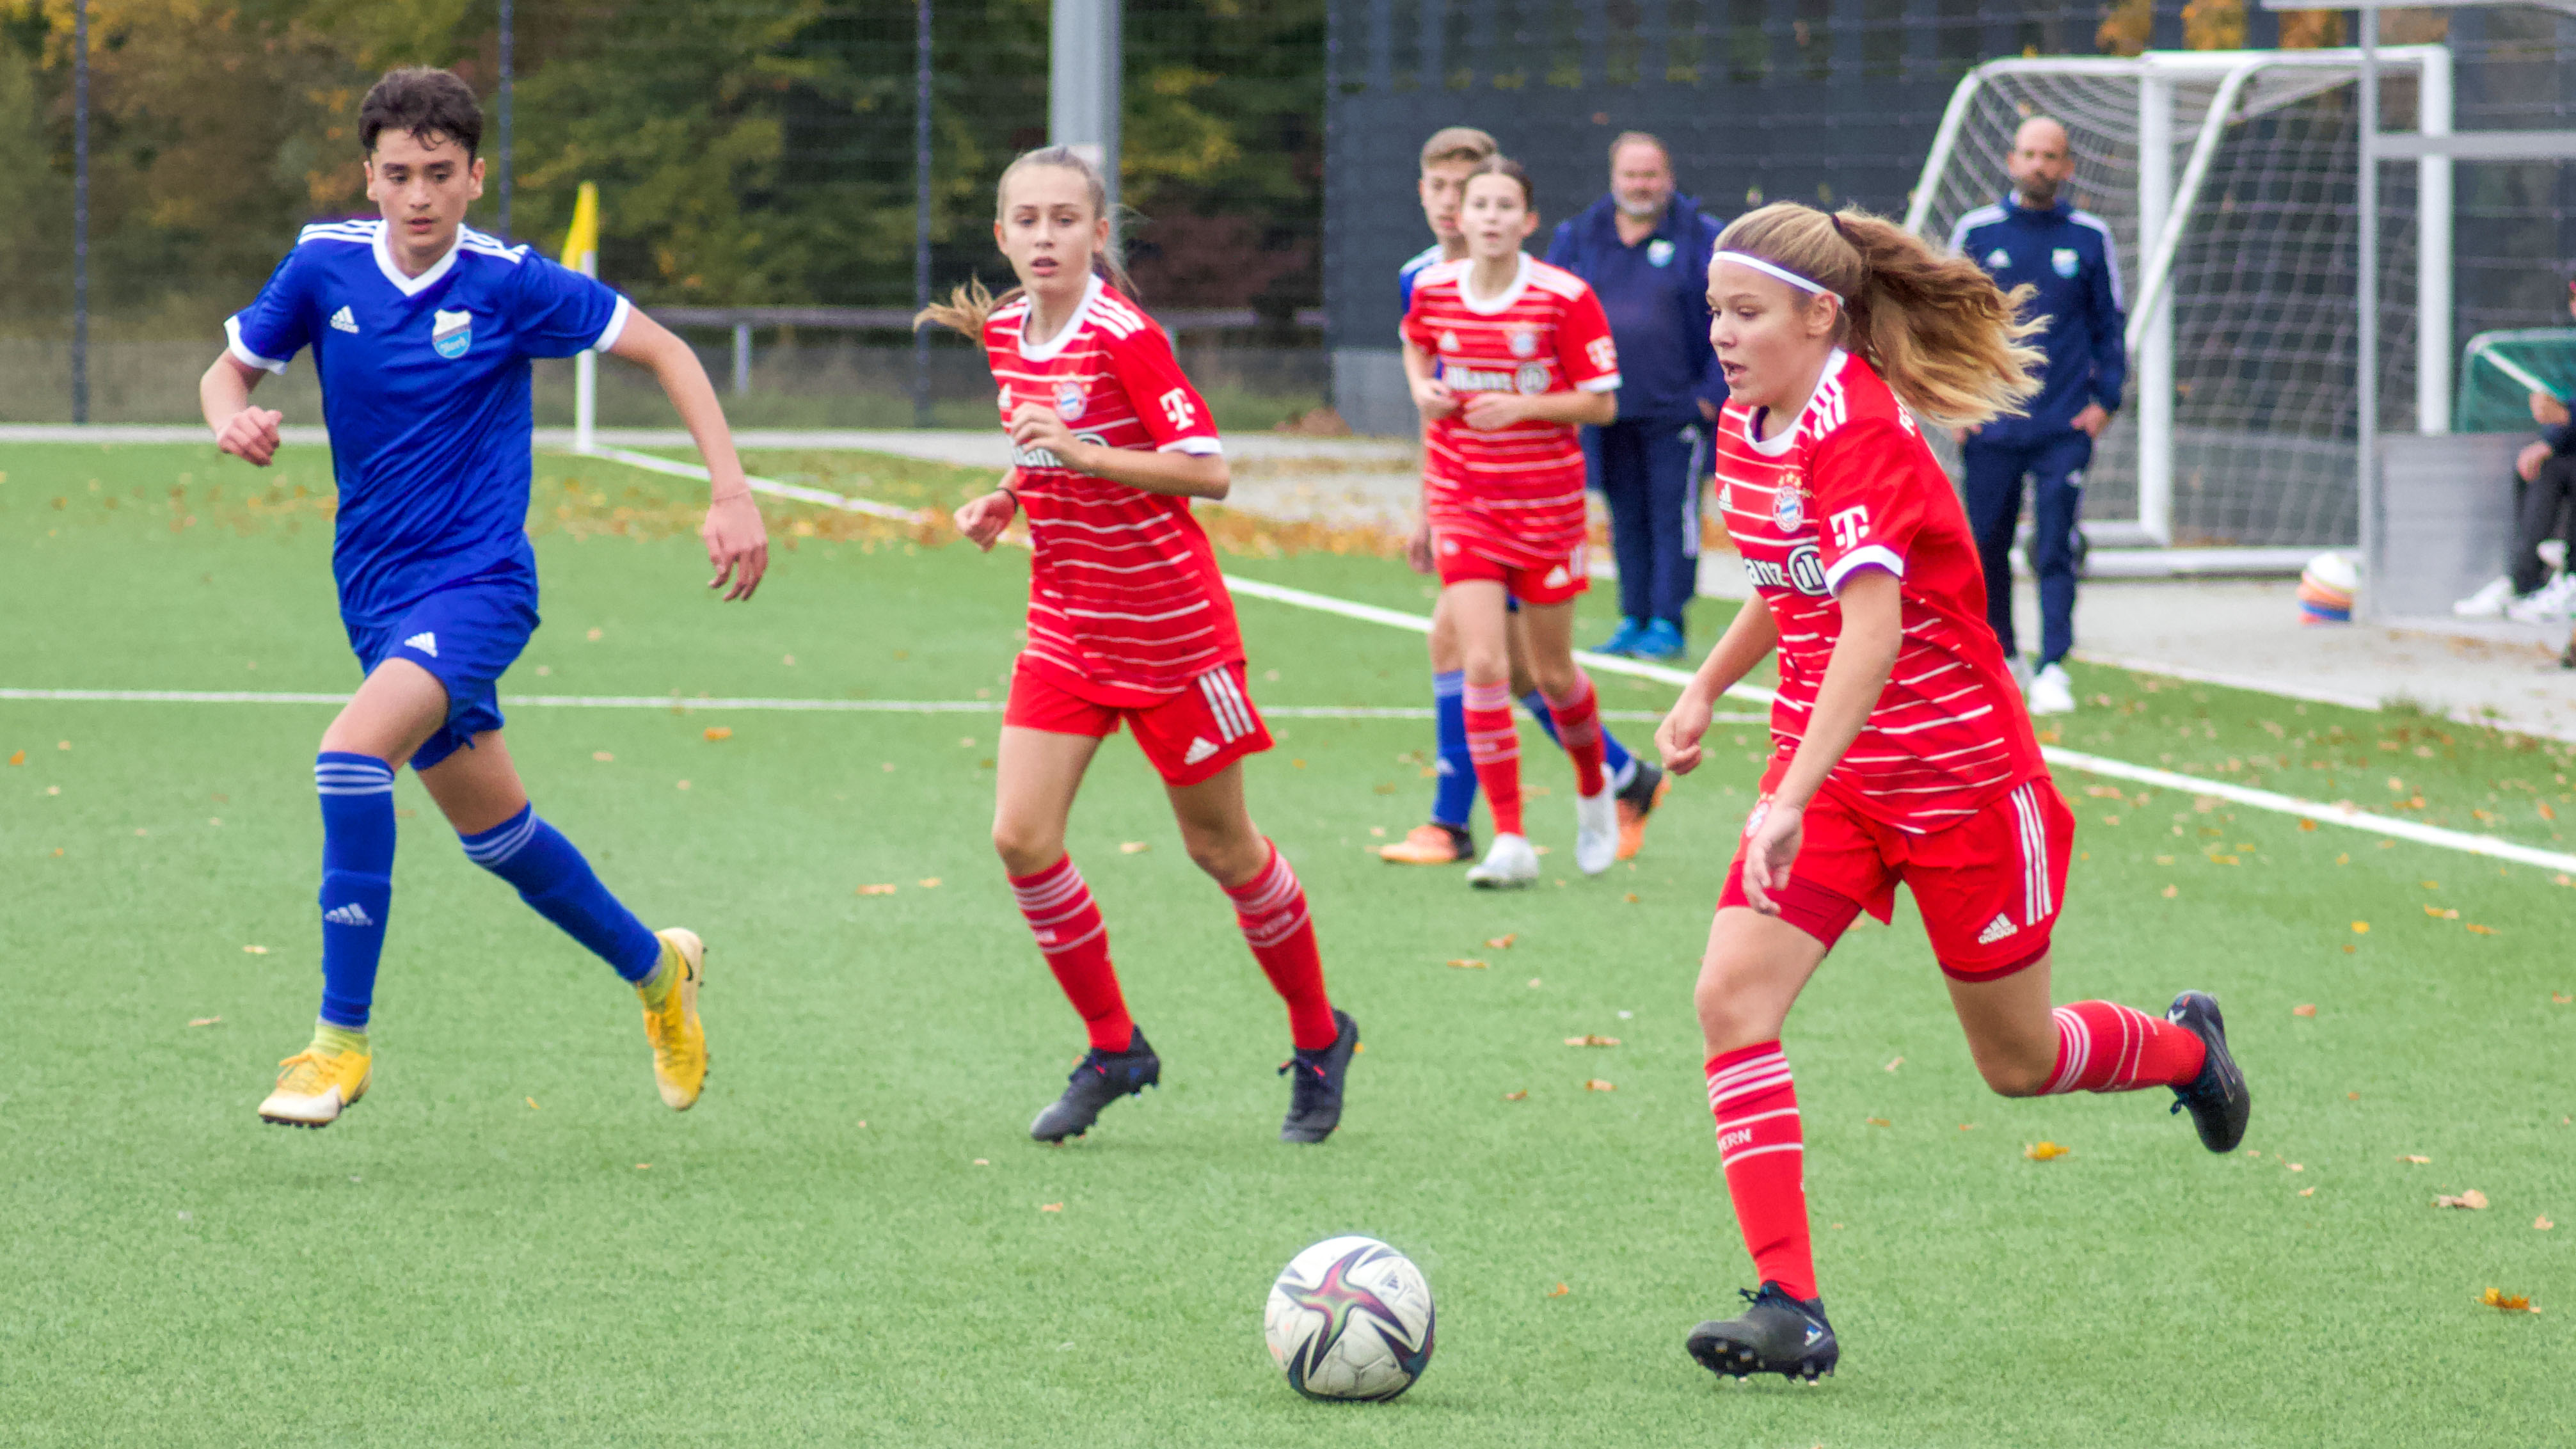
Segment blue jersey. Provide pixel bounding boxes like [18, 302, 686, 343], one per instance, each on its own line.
[1397, 243, 1445, 314]
[1949, 196, 2127, 442]
[227, 218, 631, 631]
[1545, 193, 1728, 422]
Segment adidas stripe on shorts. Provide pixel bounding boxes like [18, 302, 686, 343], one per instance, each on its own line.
[1003, 654, 1273, 787]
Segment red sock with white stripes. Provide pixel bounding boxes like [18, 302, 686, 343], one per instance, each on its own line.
[1705, 1041, 1817, 1299]
[2039, 1000, 2206, 1093]
[1540, 670, 1606, 797]
[1463, 679, 1522, 837]
[1223, 841, 1337, 1051]
[1008, 856, 1133, 1052]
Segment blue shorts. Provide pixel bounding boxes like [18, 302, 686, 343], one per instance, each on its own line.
[346, 575, 540, 771]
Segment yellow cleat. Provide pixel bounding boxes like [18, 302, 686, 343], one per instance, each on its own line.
[258, 1045, 372, 1128]
[1378, 822, 1472, 865]
[641, 927, 708, 1110]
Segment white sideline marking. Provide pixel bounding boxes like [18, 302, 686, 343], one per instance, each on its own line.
[0, 688, 1729, 726]
[552, 447, 2576, 875]
[584, 445, 926, 524]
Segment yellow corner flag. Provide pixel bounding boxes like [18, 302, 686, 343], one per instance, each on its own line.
[559, 182, 600, 276]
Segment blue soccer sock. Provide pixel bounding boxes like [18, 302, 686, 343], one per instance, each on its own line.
[314, 752, 398, 1031]
[1430, 669, 1479, 829]
[459, 805, 664, 983]
[1523, 689, 1637, 790]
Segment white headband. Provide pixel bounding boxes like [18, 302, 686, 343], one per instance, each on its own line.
[1713, 250, 1840, 301]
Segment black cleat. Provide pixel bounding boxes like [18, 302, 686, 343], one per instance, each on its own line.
[1278, 1009, 1358, 1143]
[1030, 1029, 1160, 1142]
[2167, 991, 2250, 1153]
[1687, 1283, 1838, 1383]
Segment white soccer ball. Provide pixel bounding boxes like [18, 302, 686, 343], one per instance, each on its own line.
[1263, 1235, 1436, 1401]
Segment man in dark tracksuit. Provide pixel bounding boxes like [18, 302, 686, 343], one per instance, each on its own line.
[1952, 116, 2127, 716]
[1545, 131, 1727, 661]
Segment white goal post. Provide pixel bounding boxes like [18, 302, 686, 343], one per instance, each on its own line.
[1904, 46, 2453, 552]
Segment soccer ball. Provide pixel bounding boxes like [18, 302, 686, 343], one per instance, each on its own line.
[1262, 1235, 1436, 1401]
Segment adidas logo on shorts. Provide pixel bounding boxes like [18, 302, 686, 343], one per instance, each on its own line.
[403, 632, 437, 658]
[323, 902, 376, 928]
[1183, 737, 1220, 765]
[1976, 913, 2019, 945]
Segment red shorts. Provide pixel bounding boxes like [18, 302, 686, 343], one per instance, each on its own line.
[1434, 532, 1589, 605]
[1718, 767, 2074, 981]
[1003, 655, 1272, 787]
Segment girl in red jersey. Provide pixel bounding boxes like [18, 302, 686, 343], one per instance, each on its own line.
[1399, 157, 1626, 889]
[917, 147, 1355, 1146]
[1654, 204, 2250, 1381]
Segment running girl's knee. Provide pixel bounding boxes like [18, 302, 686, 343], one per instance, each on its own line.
[992, 819, 1065, 877]
[1975, 1055, 2053, 1098]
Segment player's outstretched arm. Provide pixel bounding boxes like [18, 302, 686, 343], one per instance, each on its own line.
[1658, 593, 1779, 776]
[608, 310, 769, 601]
[200, 354, 284, 467]
[1005, 403, 1229, 500]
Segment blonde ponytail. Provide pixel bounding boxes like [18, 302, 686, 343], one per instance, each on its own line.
[913, 144, 1141, 339]
[1715, 202, 2046, 429]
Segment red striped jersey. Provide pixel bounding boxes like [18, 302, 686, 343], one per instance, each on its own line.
[1712, 348, 2044, 835]
[1401, 253, 1620, 568]
[984, 275, 1236, 705]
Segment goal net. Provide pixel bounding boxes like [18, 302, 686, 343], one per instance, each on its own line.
[1905, 47, 2452, 552]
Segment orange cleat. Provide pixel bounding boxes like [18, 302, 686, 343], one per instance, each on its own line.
[1615, 761, 1670, 861]
[1378, 822, 1473, 865]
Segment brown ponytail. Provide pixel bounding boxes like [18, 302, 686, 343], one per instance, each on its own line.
[914, 145, 1141, 339]
[1715, 202, 2046, 429]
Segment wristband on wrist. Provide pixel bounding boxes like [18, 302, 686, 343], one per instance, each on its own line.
[710, 488, 752, 504]
[996, 485, 1021, 513]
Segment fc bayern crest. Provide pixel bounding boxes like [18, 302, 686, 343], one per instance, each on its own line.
[1507, 328, 1539, 358]
[1053, 380, 1086, 420]
[1772, 481, 1805, 532]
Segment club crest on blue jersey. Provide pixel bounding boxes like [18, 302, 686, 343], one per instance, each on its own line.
[2051, 248, 2079, 278]
[1507, 328, 1539, 359]
[1771, 476, 1806, 532]
[1054, 380, 1087, 420]
[1647, 238, 1675, 268]
[1984, 248, 2010, 270]
[431, 308, 473, 359]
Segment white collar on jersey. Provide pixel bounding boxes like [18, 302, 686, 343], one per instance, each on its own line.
[1454, 252, 1530, 317]
[1742, 347, 1850, 457]
[372, 220, 466, 298]
[1015, 271, 1104, 363]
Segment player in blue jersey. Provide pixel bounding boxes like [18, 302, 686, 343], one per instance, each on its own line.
[198, 67, 768, 1128]
[1378, 126, 1667, 868]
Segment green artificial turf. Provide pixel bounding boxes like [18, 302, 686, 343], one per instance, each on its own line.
[3, 442, 2572, 1447]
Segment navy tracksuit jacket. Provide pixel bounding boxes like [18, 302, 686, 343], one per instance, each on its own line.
[1950, 195, 2129, 668]
[1545, 193, 1729, 630]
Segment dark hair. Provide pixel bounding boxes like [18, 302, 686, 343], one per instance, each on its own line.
[359, 67, 483, 157]
[1467, 155, 1535, 212]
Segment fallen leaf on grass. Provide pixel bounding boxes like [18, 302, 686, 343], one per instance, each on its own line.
[1502, 1089, 1527, 1101]
[1040, 1203, 1063, 1213]
[2555, 993, 2573, 1005]
[2298, 819, 2317, 831]
[2436, 1190, 2490, 1210]
[918, 877, 941, 888]
[856, 883, 898, 895]
[2479, 1288, 2539, 1314]
[1883, 1056, 1904, 1072]
[1959, 1123, 1976, 1132]
[2467, 924, 2496, 935]
[525, 1097, 539, 1110]
[1583, 1078, 1616, 1092]
[592, 751, 614, 762]
[2351, 921, 2369, 933]
[2401, 1155, 2431, 1164]
[242, 945, 269, 955]
[635, 1163, 651, 1171]
[703, 726, 733, 741]
[2288, 1163, 2305, 1172]
[1485, 933, 1517, 949]
[2293, 1004, 2317, 1017]
[2424, 904, 2459, 920]
[1118, 841, 1150, 854]
[1564, 1034, 1621, 1048]
[1547, 1283, 1570, 1298]
[4, 750, 19, 766]
[1865, 1117, 1891, 1127]
[676, 780, 690, 790]
[187, 1016, 221, 1027]
[973, 1158, 989, 1167]
[2299, 1187, 2315, 1197]
[1446, 957, 1488, 970]
[2161, 885, 2178, 898]
[2024, 1141, 2071, 1161]
[2536, 1216, 2556, 1231]
[1622, 892, 1640, 903]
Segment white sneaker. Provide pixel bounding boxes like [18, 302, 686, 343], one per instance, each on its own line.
[1573, 787, 1618, 876]
[2454, 575, 2515, 618]
[2027, 662, 2077, 716]
[2506, 573, 2576, 625]
[1465, 832, 1540, 890]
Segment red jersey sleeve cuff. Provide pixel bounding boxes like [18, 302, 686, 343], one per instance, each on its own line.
[1156, 436, 1223, 456]
[1577, 374, 1621, 393]
[225, 316, 289, 376]
[1825, 545, 1905, 592]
